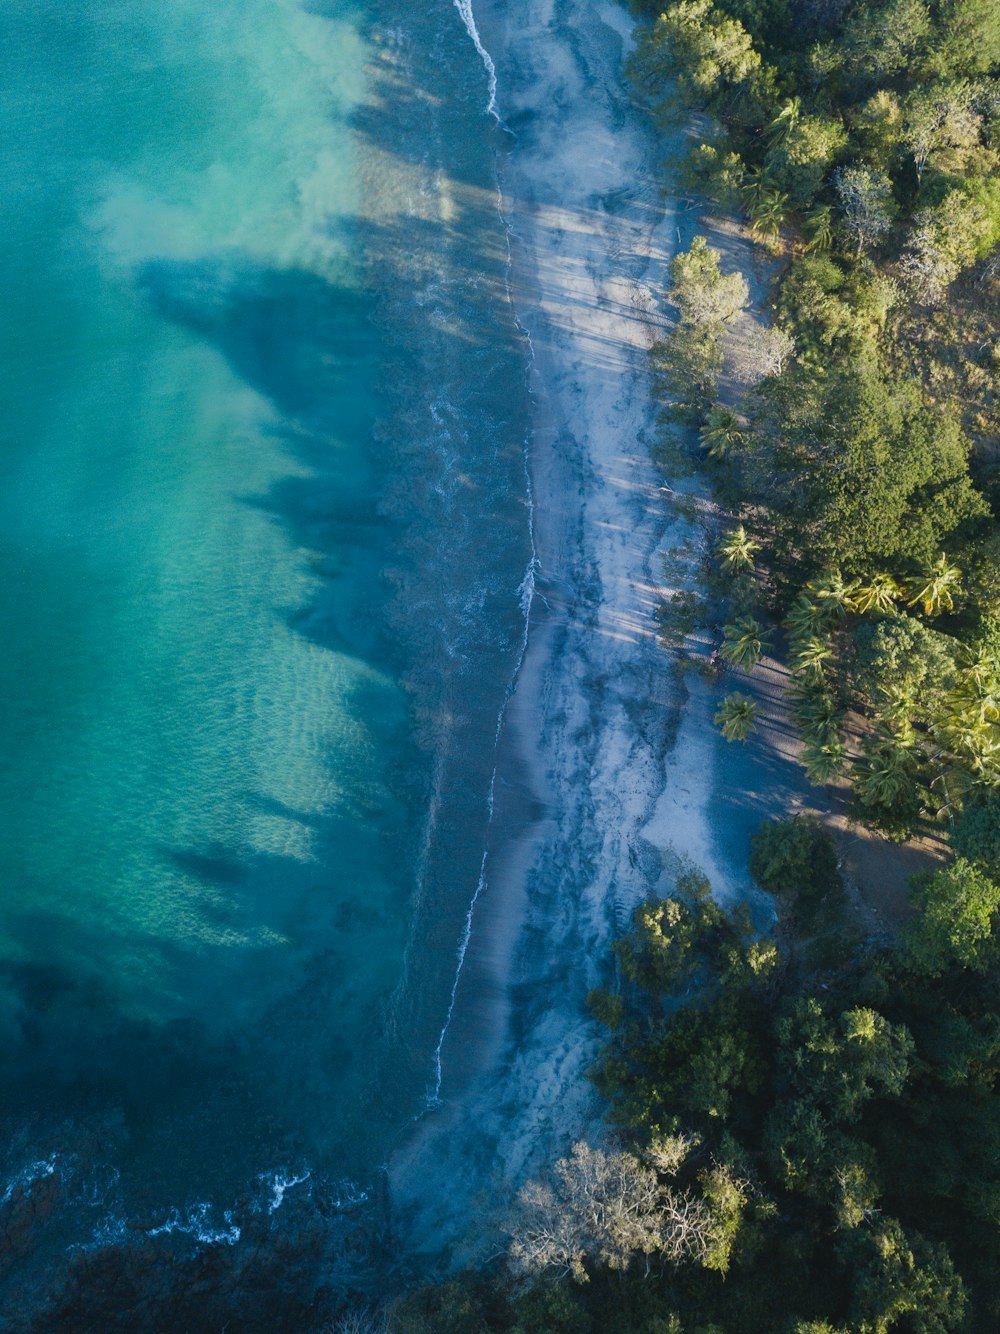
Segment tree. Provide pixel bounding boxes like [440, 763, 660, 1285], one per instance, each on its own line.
[614, 875, 722, 994]
[331, 1314, 390, 1334]
[775, 997, 913, 1123]
[841, 1220, 966, 1333]
[786, 592, 837, 639]
[721, 616, 770, 671]
[900, 191, 990, 303]
[803, 739, 846, 784]
[717, 523, 759, 573]
[731, 323, 795, 384]
[902, 84, 982, 183]
[851, 616, 958, 717]
[743, 362, 986, 576]
[833, 167, 896, 257]
[655, 326, 723, 422]
[667, 235, 749, 328]
[908, 556, 962, 616]
[764, 113, 848, 210]
[749, 815, 841, 902]
[952, 788, 1000, 878]
[747, 189, 789, 245]
[929, 0, 1000, 76]
[507, 1142, 720, 1282]
[843, 0, 933, 79]
[808, 569, 861, 618]
[852, 729, 923, 836]
[792, 635, 834, 684]
[633, 0, 763, 111]
[699, 405, 744, 458]
[715, 691, 759, 741]
[805, 203, 835, 252]
[765, 98, 801, 153]
[906, 858, 1000, 975]
[854, 572, 903, 615]
[658, 237, 748, 423]
[851, 90, 905, 175]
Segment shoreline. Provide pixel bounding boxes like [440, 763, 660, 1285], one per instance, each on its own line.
[389, 0, 750, 1252]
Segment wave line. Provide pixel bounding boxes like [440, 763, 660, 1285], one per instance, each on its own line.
[428, 14, 541, 1103]
[452, 0, 499, 119]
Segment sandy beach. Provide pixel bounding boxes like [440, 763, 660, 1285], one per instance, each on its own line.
[384, 0, 945, 1263]
[388, 0, 753, 1250]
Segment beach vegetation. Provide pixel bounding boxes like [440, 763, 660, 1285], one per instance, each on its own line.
[654, 235, 747, 420]
[398, 847, 1000, 1331]
[719, 614, 769, 671]
[716, 523, 758, 573]
[714, 691, 759, 740]
[501, 856, 996, 1332]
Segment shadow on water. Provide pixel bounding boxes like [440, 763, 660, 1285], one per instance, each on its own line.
[0, 0, 679, 1325]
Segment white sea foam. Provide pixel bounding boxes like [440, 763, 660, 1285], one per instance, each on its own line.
[146, 1203, 241, 1246]
[0, 1154, 61, 1206]
[452, 1, 499, 119]
[260, 1167, 311, 1214]
[327, 1178, 370, 1210]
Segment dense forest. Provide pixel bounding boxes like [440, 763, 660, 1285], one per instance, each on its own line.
[372, 826, 1000, 1331]
[639, 0, 1000, 842]
[346, 3, 1000, 1331]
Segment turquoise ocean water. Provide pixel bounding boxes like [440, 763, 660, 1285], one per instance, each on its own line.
[0, 0, 530, 1309]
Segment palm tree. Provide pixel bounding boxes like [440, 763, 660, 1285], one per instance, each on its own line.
[715, 692, 759, 742]
[958, 645, 999, 698]
[805, 203, 834, 253]
[938, 702, 1000, 777]
[699, 407, 744, 460]
[785, 591, 836, 640]
[792, 686, 842, 744]
[854, 572, 902, 615]
[802, 739, 845, 785]
[854, 730, 919, 809]
[765, 97, 801, 153]
[717, 524, 760, 575]
[741, 169, 771, 213]
[808, 570, 861, 618]
[954, 651, 1000, 725]
[879, 686, 916, 730]
[748, 190, 789, 245]
[792, 635, 834, 684]
[720, 616, 770, 672]
[907, 556, 962, 616]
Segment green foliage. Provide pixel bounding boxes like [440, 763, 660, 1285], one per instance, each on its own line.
[714, 691, 758, 741]
[640, 4, 1000, 841]
[952, 787, 1000, 877]
[850, 616, 959, 716]
[668, 235, 749, 326]
[631, 1, 764, 115]
[720, 615, 769, 671]
[716, 523, 759, 573]
[584, 855, 1000, 1330]
[653, 325, 722, 422]
[840, 1221, 967, 1333]
[764, 111, 847, 209]
[742, 362, 986, 577]
[748, 816, 840, 920]
[906, 857, 1000, 975]
[613, 871, 728, 995]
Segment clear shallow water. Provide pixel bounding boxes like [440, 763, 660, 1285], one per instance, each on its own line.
[0, 0, 531, 1307]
